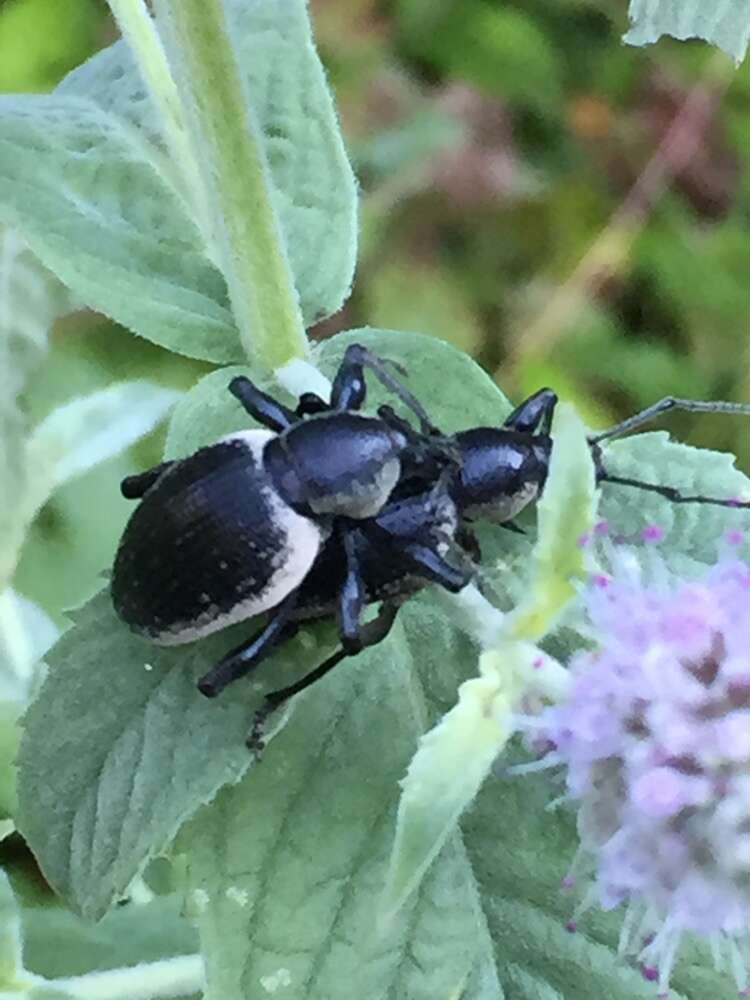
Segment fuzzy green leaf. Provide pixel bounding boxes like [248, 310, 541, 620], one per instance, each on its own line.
[0, 91, 236, 363]
[16, 588, 339, 919]
[0, 590, 59, 822]
[0, 591, 58, 706]
[0, 0, 356, 363]
[0, 868, 23, 983]
[0, 229, 73, 586]
[508, 403, 597, 639]
[22, 895, 197, 981]
[223, 0, 357, 329]
[316, 327, 511, 431]
[179, 610, 502, 1000]
[625, 0, 750, 63]
[599, 430, 750, 574]
[27, 381, 181, 501]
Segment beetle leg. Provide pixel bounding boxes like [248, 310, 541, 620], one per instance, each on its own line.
[197, 592, 299, 698]
[120, 461, 175, 499]
[370, 476, 474, 592]
[247, 602, 400, 754]
[500, 519, 526, 535]
[503, 388, 558, 435]
[456, 523, 482, 561]
[399, 541, 473, 593]
[330, 346, 368, 411]
[339, 528, 368, 653]
[598, 473, 750, 510]
[229, 376, 297, 432]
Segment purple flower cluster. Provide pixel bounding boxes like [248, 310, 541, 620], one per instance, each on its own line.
[544, 550, 750, 994]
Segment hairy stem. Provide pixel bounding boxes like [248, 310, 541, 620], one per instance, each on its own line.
[105, 0, 211, 236]
[153, 0, 309, 371]
[51, 954, 204, 1000]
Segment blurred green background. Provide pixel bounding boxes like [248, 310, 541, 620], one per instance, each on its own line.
[6, 0, 750, 627]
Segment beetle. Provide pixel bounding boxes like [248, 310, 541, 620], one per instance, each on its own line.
[111, 344, 471, 722]
[113, 345, 750, 750]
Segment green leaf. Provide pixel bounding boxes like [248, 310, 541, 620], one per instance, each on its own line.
[179, 610, 502, 1000]
[625, 0, 750, 63]
[21, 896, 197, 980]
[0, 229, 73, 587]
[1, 874, 199, 996]
[0, 868, 23, 983]
[27, 989, 79, 1000]
[599, 431, 750, 574]
[508, 403, 597, 640]
[223, 0, 357, 330]
[26, 381, 181, 505]
[0, 590, 60, 822]
[5, 381, 178, 623]
[0, 0, 102, 93]
[0, 591, 58, 706]
[461, 772, 742, 1000]
[381, 669, 513, 927]
[165, 365, 268, 459]
[0, 92, 237, 364]
[0, 0, 356, 363]
[316, 328, 512, 430]
[16, 587, 339, 919]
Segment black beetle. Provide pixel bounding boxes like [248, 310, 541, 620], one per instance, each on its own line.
[113, 345, 750, 748]
[111, 345, 470, 720]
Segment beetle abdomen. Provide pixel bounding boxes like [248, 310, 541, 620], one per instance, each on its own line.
[112, 431, 322, 644]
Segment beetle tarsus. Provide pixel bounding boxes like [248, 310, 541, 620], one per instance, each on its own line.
[246, 714, 268, 758]
[197, 598, 299, 698]
[245, 603, 400, 754]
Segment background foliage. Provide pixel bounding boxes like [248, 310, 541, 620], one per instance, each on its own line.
[4, 0, 750, 994]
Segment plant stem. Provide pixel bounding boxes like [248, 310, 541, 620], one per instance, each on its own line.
[105, 0, 211, 236]
[153, 0, 309, 371]
[51, 955, 204, 1000]
[433, 583, 506, 650]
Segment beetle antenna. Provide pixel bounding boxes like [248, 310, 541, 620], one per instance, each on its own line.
[590, 397, 750, 445]
[599, 472, 750, 510]
[346, 345, 439, 435]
